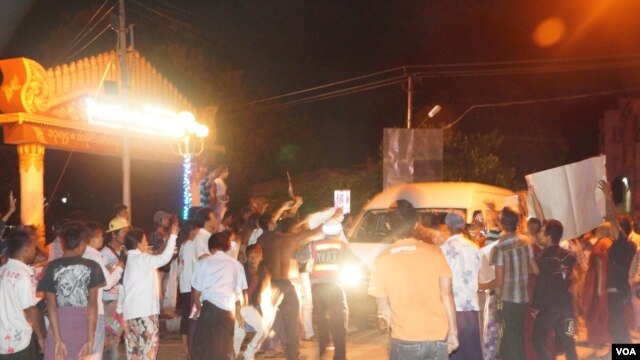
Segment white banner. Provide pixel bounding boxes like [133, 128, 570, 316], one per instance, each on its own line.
[525, 155, 607, 240]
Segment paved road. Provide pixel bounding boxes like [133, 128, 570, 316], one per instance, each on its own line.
[144, 327, 388, 360]
[129, 323, 640, 360]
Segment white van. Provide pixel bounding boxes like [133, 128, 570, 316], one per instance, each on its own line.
[344, 182, 514, 328]
[347, 181, 515, 267]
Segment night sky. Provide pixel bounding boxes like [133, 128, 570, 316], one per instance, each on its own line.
[2, 0, 640, 229]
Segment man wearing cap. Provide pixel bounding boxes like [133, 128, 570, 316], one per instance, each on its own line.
[369, 199, 458, 360]
[441, 211, 482, 360]
[309, 220, 353, 360]
[101, 217, 129, 360]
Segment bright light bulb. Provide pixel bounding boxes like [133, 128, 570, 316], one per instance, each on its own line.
[196, 124, 209, 138]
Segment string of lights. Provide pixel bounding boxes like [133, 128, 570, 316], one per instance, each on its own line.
[182, 154, 192, 220]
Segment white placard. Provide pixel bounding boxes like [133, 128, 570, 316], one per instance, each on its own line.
[525, 155, 607, 240]
[334, 190, 351, 214]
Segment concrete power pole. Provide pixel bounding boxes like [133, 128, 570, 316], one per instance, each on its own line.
[118, 0, 131, 213]
[406, 75, 414, 129]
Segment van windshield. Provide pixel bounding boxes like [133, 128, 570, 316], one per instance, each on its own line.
[349, 208, 465, 244]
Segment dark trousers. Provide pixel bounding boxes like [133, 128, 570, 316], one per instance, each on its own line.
[450, 311, 482, 360]
[192, 301, 234, 360]
[532, 303, 577, 360]
[273, 279, 301, 360]
[500, 301, 527, 360]
[608, 291, 631, 343]
[179, 292, 191, 335]
[312, 283, 348, 360]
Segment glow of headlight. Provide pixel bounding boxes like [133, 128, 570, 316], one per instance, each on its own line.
[340, 265, 361, 287]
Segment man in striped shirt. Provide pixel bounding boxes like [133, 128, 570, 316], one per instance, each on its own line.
[481, 207, 538, 360]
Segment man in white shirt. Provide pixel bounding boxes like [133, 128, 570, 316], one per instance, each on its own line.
[177, 220, 199, 355]
[0, 230, 45, 359]
[82, 222, 123, 360]
[191, 231, 248, 359]
[440, 211, 482, 360]
[193, 206, 217, 260]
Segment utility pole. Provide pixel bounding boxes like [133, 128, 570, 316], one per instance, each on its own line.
[406, 74, 414, 129]
[118, 0, 131, 213]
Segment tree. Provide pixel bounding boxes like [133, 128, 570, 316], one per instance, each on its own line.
[443, 130, 519, 189]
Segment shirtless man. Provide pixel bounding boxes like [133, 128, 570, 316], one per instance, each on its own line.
[262, 214, 330, 360]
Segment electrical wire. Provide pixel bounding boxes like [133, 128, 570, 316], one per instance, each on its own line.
[412, 61, 640, 79]
[64, 0, 111, 50]
[248, 75, 407, 111]
[244, 54, 640, 107]
[404, 52, 640, 69]
[432, 85, 640, 130]
[148, 0, 191, 18]
[246, 67, 408, 105]
[56, 3, 115, 63]
[244, 60, 640, 113]
[45, 148, 76, 215]
[129, 0, 211, 41]
[66, 24, 112, 61]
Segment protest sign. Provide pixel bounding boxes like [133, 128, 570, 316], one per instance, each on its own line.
[525, 155, 606, 240]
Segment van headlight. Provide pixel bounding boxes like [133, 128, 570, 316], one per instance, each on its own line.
[340, 265, 362, 287]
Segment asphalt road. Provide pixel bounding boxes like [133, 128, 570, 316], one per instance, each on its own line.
[141, 327, 389, 360]
[124, 320, 640, 360]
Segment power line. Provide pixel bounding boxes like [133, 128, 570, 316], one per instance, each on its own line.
[64, 0, 111, 50]
[55, 2, 115, 63]
[246, 67, 407, 105]
[250, 77, 407, 113]
[405, 52, 640, 69]
[432, 85, 640, 130]
[244, 54, 640, 107]
[128, 0, 214, 42]
[147, 0, 191, 18]
[66, 24, 112, 61]
[413, 61, 640, 79]
[243, 60, 640, 113]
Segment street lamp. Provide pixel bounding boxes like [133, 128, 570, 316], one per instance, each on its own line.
[86, 98, 209, 219]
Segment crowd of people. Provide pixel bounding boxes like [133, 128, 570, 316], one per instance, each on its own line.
[0, 166, 353, 360]
[368, 179, 639, 360]
[1, 169, 639, 360]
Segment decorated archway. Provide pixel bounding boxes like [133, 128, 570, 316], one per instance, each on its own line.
[0, 51, 223, 244]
